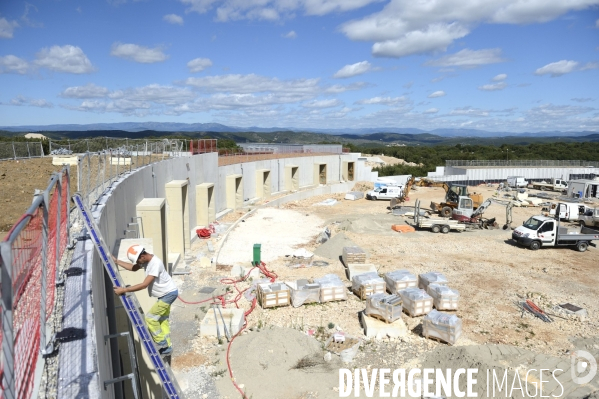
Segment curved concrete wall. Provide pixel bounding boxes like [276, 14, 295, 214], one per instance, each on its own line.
[80, 152, 372, 399]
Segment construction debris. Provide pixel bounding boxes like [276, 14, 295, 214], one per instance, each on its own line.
[517, 299, 553, 322]
[344, 191, 364, 201]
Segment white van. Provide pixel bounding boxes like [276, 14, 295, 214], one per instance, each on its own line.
[542, 202, 587, 221]
[507, 176, 527, 188]
[366, 186, 403, 200]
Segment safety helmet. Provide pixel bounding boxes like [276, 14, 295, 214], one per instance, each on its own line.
[127, 244, 145, 264]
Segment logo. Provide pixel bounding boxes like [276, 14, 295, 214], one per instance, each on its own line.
[571, 350, 597, 385]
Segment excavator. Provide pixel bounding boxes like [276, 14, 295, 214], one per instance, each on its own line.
[390, 176, 416, 207]
[452, 197, 514, 230]
[416, 178, 484, 217]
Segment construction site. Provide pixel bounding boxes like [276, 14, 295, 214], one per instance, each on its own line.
[1, 145, 598, 399]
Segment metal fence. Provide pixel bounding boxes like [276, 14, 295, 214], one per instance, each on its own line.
[0, 167, 70, 399]
[0, 142, 45, 161]
[446, 160, 599, 168]
[48, 137, 186, 155]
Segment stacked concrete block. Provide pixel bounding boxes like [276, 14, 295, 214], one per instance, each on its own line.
[342, 246, 366, 265]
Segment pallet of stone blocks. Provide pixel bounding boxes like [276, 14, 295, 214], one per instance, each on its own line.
[423, 309, 462, 345]
[365, 293, 403, 323]
[314, 274, 347, 303]
[257, 282, 291, 308]
[399, 287, 433, 317]
[342, 246, 366, 265]
[286, 279, 321, 307]
[427, 283, 459, 311]
[418, 271, 448, 292]
[352, 272, 386, 300]
[384, 270, 418, 294]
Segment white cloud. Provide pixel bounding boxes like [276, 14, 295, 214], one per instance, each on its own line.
[340, 1, 599, 58]
[109, 84, 196, 105]
[356, 96, 407, 105]
[302, 99, 342, 108]
[0, 16, 19, 38]
[180, 0, 381, 21]
[450, 106, 489, 117]
[164, 14, 184, 25]
[187, 57, 213, 73]
[478, 82, 507, 91]
[333, 61, 372, 78]
[571, 97, 593, 102]
[580, 62, 599, 71]
[534, 60, 578, 77]
[282, 30, 297, 39]
[428, 91, 446, 98]
[34, 45, 95, 74]
[21, 3, 42, 28]
[184, 73, 321, 95]
[0, 55, 29, 74]
[111, 43, 168, 63]
[60, 83, 110, 98]
[424, 108, 438, 114]
[425, 48, 506, 68]
[10, 95, 53, 108]
[372, 23, 469, 58]
[492, 73, 507, 81]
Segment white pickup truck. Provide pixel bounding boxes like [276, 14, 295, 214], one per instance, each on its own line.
[512, 215, 599, 252]
[529, 178, 568, 192]
[366, 185, 404, 200]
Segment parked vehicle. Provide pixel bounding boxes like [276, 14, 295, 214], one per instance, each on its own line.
[511, 212, 599, 252]
[579, 208, 599, 228]
[541, 201, 587, 221]
[529, 178, 568, 192]
[507, 176, 528, 188]
[414, 200, 466, 233]
[366, 185, 403, 200]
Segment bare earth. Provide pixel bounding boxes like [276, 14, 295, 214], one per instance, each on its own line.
[170, 183, 599, 399]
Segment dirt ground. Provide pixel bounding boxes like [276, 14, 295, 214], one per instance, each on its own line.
[170, 183, 599, 399]
[0, 158, 68, 235]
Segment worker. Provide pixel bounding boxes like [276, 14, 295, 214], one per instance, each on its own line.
[112, 245, 178, 356]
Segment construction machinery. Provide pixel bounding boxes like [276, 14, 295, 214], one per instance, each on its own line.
[414, 199, 466, 233]
[389, 176, 415, 208]
[452, 197, 514, 230]
[419, 179, 484, 217]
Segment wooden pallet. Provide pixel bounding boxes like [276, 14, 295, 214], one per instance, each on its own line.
[366, 312, 400, 324]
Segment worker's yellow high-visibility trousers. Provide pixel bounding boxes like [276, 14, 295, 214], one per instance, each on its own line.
[145, 290, 178, 349]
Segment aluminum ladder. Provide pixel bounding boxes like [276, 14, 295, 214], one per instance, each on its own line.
[73, 193, 184, 399]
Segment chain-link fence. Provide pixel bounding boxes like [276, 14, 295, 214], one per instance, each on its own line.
[0, 167, 70, 399]
[446, 160, 599, 168]
[0, 142, 45, 160]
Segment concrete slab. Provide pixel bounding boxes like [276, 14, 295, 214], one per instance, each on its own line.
[360, 312, 408, 340]
[200, 308, 245, 337]
[346, 263, 378, 281]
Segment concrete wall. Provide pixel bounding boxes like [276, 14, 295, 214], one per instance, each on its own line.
[86, 152, 372, 398]
[427, 165, 599, 184]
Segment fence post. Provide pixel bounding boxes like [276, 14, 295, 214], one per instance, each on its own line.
[37, 185, 50, 356]
[12, 142, 16, 160]
[27, 142, 31, 158]
[55, 172, 62, 288]
[0, 241, 16, 399]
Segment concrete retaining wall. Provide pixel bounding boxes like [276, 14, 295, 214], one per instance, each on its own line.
[82, 152, 371, 398]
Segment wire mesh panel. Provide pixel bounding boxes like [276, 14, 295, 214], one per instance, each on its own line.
[9, 209, 44, 399]
[0, 142, 44, 160]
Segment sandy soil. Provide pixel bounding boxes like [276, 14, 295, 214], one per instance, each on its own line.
[170, 182, 599, 399]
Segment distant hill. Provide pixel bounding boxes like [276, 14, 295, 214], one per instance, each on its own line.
[2, 128, 599, 147]
[0, 122, 597, 139]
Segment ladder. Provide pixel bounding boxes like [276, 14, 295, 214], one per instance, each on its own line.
[73, 193, 185, 399]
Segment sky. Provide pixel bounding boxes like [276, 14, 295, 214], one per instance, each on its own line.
[1, 0, 599, 133]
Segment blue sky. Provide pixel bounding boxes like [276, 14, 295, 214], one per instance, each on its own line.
[1, 0, 598, 132]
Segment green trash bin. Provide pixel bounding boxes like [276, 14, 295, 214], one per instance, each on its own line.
[253, 243, 261, 266]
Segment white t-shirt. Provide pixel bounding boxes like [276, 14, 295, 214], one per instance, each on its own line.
[143, 255, 177, 298]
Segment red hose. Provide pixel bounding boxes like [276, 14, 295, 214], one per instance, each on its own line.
[177, 260, 278, 399]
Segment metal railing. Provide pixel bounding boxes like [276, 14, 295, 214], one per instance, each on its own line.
[446, 160, 599, 168]
[0, 167, 70, 399]
[0, 142, 45, 161]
